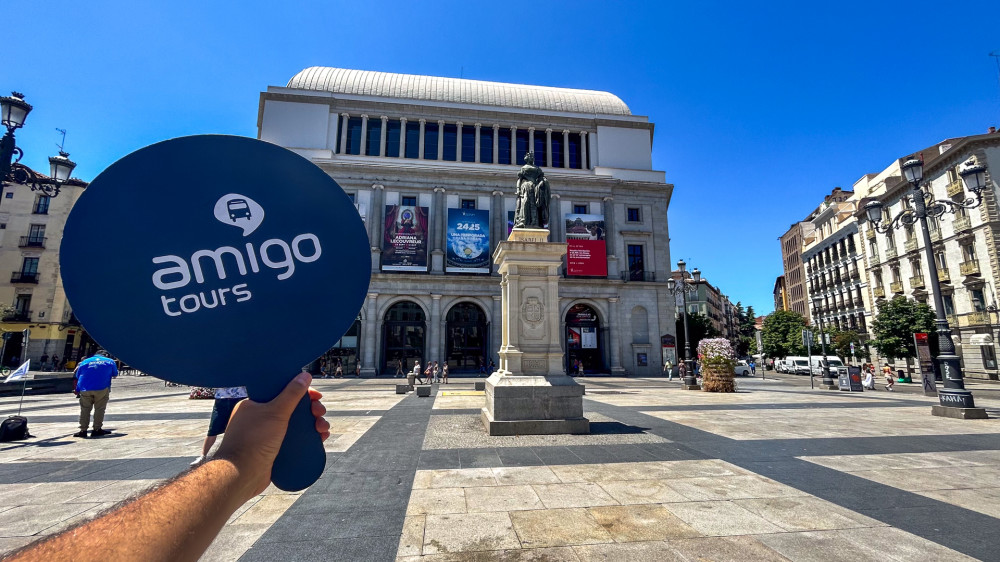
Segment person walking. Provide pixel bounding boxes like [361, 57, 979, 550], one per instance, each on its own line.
[414, 360, 425, 384]
[442, 363, 449, 384]
[883, 365, 895, 391]
[73, 350, 119, 438]
[663, 360, 672, 380]
[749, 360, 756, 376]
[51, 355, 60, 373]
[576, 359, 584, 376]
[432, 361, 441, 384]
[395, 357, 404, 378]
[355, 362, 361, 378]
[190, 386, 248, 465]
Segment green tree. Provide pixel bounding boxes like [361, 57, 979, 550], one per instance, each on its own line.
[762, 309, 808, 358]
[676, 311, 721, 360]
[733, 302, 757, 357]
[871, 296, 936, 361]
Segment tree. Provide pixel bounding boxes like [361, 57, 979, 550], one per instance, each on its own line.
[733, 302, 757, 357]
[676, 311, 720, 360]
[761, 309, 808, 358]
[871, 296, 936, 362]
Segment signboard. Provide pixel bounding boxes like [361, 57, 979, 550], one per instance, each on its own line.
[59, 135, 371, 491]
[661, 334, 676, 366]
[802, 329, 813, 347]
[568, 326, 598, 349]
[842, 365, 864, 392]
[915, 332, 937, 395]
[446, 208, 490, 273]
[565, 214, 607, 276]
[382, 204, 429, 271]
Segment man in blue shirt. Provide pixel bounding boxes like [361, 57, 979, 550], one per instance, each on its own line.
[73, 350, 118, 438]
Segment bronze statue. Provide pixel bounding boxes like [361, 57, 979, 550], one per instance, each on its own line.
[513, 152, 550, 229]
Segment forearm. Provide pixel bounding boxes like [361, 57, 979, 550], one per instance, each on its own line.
[10, 460, 251, 562]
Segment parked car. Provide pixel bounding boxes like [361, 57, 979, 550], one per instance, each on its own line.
[734, 360, 751, 376]
[810, 356, 846, 376]
[784, 356, 810, 375]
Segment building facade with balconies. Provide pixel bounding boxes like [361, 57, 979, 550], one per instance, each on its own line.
[855, 129, 1000, 379]
[0, 174, 95, 368]
[259, 67, 676, 376]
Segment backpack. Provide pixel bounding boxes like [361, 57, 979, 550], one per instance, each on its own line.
[0, 416, 30, 442]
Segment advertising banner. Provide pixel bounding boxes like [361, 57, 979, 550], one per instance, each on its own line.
[447, 208, 490, 273]
[382, 205, 429, 271]
[565, 214, 607, 276]
[915, 332, 937, 394]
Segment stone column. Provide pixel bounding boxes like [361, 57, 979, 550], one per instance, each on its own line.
[550, 193, 562, 241]
[418, 119, 426, 160]
[492, 124, 500, 164]
[398, 118, 407, 158]
[510, 126, 517, 164]
[431, 187, 446, 274]
[579, 131, 587, 169]
[562, 130, 570, 168]
[603, 196, 617, 278]
[437, 120, 445, 160]
[339, 113, 349, 154]
[361, 292, 378, 376]
[608, 296, 625, 374]
[430, 294, 442, 364]
[491, 294, 502, 368]
[474, 123, 482, 163]
[379, 116, 388, 156]
[545, 129, 553, 167]
[491, 189, 505, 272]
[359, 114, 369, 156]
[455, 121, 463, 161]
[528, 127, 535, 157]
[369, 184, 384, 272]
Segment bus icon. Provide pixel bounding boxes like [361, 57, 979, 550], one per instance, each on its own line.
[227, 199, 252, 221]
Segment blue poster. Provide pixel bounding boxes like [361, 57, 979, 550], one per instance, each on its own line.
[447, 208, 490, 273]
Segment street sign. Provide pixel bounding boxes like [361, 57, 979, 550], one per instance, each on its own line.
[849, 342, 855, 354]
[802, 329, 813, 347]
[60, 135, 371, 491]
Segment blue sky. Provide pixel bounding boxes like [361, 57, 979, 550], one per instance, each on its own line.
[6, 1, 1000, 314]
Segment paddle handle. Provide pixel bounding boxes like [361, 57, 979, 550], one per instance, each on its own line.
[269, 392, 327, 491]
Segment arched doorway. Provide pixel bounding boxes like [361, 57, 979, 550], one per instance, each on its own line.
[382, 301, 425, 374]
[446, 302, 487, 373]
[566, 303, 602, 374]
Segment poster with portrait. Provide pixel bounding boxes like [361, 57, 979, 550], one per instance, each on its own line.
[382, 204, 429, 271]
[565, 213, 607, 276]
[447, 208, 490, 273]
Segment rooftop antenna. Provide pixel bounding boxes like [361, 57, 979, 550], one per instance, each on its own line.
[55, 128, 67, 153]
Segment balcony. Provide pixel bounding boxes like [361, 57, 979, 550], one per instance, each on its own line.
[870, 254, 880, 266]
[866, 228, 876, 240]
[947, 179, 965, 198]
[954, 215, 971, 232]
[10, 271, 39, 284]
[904, 238, 918, 253]
[1, 310, 31, 322]
[621, 270, 656, 282]
[886, 246, 897, 259]
[909, 276, 925, 289]
[959, 311, 990, 327]
[890, 281, 904, 294]
[930, 229, 942, 243]
[937, 268, 950, 283]
[18, 236, 47, 249]
[960, 260, 981, 276]
[947, 314, 959, 327]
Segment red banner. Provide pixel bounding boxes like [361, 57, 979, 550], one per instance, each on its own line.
[565, 214, 607, 276]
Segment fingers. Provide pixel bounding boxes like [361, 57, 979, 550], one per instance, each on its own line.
[316, 416, 330, 434]
[310, 399, 327, 418]
[268, 372, 311, 418]
[307, 387, 323, 400]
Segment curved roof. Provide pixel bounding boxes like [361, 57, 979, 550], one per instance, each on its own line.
[286, 67, 631, 116]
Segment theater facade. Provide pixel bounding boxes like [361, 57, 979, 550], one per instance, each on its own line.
[258, 67, 676, 376]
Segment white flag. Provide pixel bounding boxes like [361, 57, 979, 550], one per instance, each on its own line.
[6, 360, 30, 382]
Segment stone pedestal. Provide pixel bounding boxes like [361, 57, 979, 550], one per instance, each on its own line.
[482, 228, 590, 436]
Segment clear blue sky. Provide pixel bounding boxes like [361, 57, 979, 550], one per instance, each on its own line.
[7, 1, 1000, 314]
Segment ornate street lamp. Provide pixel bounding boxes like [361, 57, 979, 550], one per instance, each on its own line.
[667, 259, 701, 390]
[810, 295, 838, 389]
[0, 92, 77, 197]
[864, 155, 989, 418]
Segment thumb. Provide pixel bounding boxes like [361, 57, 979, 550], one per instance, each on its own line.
[267, 372, 311, 418]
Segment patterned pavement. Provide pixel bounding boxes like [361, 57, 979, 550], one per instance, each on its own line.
[1, 373, 1000, 561]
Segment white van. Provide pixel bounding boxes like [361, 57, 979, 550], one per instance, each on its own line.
[810, 356, 847, 376]
[785, 356, 810, 375]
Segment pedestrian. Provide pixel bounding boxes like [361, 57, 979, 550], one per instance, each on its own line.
[577, 359, 584, 376]
[190, 386, 248, 466]
[432, 361, 440, 383]
[863, 368, 875, 390]
[413, 360, 425, 384]
[334, 359, 343, 378]
[73, 350, 118, 438]
[442, 363, 449, 384]
[678, 360, 687, 381]
[396, 357, 404, 378]
[40, 353, 49, 371]
[884, 365, 895, 391]
[355, 362, 361, 378]
[749, 360, 756, 375]
[51, 355, 60, 372]
[663, 360, 672, 380]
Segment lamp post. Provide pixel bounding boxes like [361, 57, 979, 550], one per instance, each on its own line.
[1, 92, 77, 197]
[864, 155, 989, 418]
[667, 259, 701, 390]
[811, 295, 838, 389]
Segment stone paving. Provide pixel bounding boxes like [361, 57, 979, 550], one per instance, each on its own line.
[1, 373, 1000, 561]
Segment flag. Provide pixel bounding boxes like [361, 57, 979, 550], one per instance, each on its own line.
[6, 360, 30, 382]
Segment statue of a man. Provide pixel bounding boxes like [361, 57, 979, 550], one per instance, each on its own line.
[513, 152, 550, 229]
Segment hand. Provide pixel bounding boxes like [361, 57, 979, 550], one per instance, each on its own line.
[214, 372, 330, 501]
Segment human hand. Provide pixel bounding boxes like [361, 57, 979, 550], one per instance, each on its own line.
[214, 372, 330, 501]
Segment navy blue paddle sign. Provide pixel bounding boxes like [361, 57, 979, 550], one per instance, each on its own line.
[60, 135, 371, 491]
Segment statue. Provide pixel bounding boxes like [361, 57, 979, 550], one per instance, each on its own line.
[513, 152, 550, 229]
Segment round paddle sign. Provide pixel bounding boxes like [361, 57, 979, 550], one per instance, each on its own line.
[60, 135, 371, 490]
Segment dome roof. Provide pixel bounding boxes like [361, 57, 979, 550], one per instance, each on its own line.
[286, 67, 631, 116]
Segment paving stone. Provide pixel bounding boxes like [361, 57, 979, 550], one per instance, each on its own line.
[396, 515, 425, 557]
[734, 496, 884, 531]
[413, 468, 498, 489]
[510, 508, 613, 549]
[662, 501, 785, 536]
[666, 535, 791, 562]
[201, 523, 271, 562]
[0, 502, 100, 537]
[587, 504, 700, 541]
[232, 494, 300, 525]
[665, 474, 807, 501]
[573, 540, 685, 562]
[423, 512, 521, 555]
[491, 466, 562, 486]
[406, 487, 468, 515]
[532, 482, 618, 509]
[597, 478, 690, 505]
[465, 485, 544, 513]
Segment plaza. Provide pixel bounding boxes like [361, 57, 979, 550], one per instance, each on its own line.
[2, 374, 999, 561]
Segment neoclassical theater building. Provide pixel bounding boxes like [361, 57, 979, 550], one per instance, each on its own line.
[258, 67, 676, 376]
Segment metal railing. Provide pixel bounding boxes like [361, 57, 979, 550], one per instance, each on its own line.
[620, 270, 656, 282]
[904, 238, 918, 252]
[1, 310, 31, 322]
[870, 254, 880, 266]
[10, 271, 39, 283]
[954, 215, 972, 232]
[18, 236, 46, 248]
[886, 246, 897, 259]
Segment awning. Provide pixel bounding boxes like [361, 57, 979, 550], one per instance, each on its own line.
[970, 334, 994, 346]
